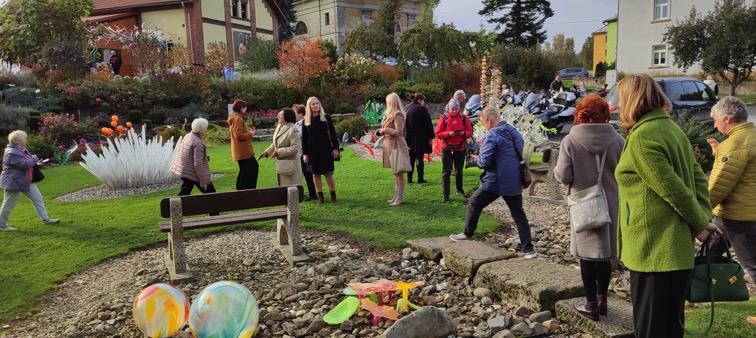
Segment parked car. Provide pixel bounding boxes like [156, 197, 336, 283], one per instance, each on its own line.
[605, 77, 718, 128]
[558, 68, 590, 79]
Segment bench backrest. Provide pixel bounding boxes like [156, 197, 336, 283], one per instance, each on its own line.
[160, 185, 304, 218]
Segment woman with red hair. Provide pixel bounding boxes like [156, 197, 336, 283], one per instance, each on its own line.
[554, 94, 624, 321]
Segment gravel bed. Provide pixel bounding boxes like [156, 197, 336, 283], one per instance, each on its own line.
[54, 174, 225, 202]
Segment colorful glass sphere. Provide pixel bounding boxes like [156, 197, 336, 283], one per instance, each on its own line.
[189, 281, 259, 338]
[132, 283, 190, 338]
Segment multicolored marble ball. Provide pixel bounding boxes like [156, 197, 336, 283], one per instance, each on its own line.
[132, 283, 190, 338]
[189, 281, 259, 338]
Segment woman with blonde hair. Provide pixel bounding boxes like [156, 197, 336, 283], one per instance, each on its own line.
[228, 99, 258, 190]
[614, 74, 721, 337]
[259, 108, 303, 187]
[378, 92, 409, 206]
[301, 97, 340, 204]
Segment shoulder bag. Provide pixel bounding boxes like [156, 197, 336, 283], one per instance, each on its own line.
[504, 130, 532, 188]
[32, 164, 45, 183]
[567, 151, 611, 233]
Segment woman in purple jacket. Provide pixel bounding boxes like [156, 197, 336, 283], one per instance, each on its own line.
[0, 131, 59, 231]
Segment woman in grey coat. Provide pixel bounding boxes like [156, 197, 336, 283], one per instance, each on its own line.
[555, 94, 624, 321]
[0, 130, 59, 231]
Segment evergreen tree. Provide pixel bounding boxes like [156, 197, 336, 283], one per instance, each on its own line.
[479, 0, 554, 46]
[275, 0, 296, 42]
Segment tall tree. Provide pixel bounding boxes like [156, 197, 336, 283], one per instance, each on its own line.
[543, 33, 578, 70]
[479, 0, 554, 46]
[343, 0, 401, 57]
[399, 0, 469, 67]
[578, 35, 594, 70]
[276, 37, 331, 90]
[0, 0, 95, 64]
[665, 0, 756, 95]
[275, 0, 296, 42]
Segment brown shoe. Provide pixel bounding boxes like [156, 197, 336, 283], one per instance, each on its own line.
[330, 191, 337, 203]
[317, 192, 324, 205]
[597, 294, 607, 316]
[573, 300, 599, 321]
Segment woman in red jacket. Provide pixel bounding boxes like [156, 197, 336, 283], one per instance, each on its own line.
[435, 100, 472, 203]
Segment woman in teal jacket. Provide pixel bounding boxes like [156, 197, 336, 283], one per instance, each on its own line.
[615, 74, 721, 338]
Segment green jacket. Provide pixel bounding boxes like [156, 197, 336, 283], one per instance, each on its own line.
[616, 109, 712, 272]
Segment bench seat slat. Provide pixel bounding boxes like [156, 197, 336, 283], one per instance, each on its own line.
[160, 208, 288, 232]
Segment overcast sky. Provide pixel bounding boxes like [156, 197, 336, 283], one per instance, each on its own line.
[435, 0, 618, 50]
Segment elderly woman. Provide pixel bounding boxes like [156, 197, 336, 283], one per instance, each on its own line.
[171, 118, 215, 196]
[378, 93, 408, 206]
[0, 131, 59, 230]
[614, 74, 721, 338]
[228, 99, 258, 190]
[259, 108, 303, 187]
[706, 96, 756, 285]
[555, 94, 624, 321]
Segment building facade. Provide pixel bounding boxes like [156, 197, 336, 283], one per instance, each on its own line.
[591, 26, 607, 74]
[88, 0, 286, 76]
[604, 15, 617, 67]
[291, 0, 423, 50]
[616, 0, 752, 74]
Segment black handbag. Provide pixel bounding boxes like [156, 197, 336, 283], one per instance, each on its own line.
[31, 164, 45, 183]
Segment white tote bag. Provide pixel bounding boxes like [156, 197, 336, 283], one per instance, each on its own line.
[568, 151, 612, 233]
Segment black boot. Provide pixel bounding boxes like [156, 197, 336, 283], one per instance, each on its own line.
[317, 192, 325, 205]
[407, 171, 414, 184]
[330, 191, 337, 203]
[417, 157, 427, 183]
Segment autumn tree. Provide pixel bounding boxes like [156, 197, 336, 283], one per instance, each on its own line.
[343, 0, 401, 57]
[665, 0, 756, 95]
[543, 33, 578, 71]
[578, 35, 593, 70]
[479, 0, 554, 46]
[100, 24, 176, 76]
[0, 0, 96, 64]
[399, 0, 469, 67]
[204, 42, 234, 76]
[276, 37, 331, 90]
[168, 43, 191, 71]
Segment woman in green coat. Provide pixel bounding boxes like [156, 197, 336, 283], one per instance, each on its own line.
[615, 74, 721, 338]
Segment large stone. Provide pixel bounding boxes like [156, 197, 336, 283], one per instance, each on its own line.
[473, 258, 583, 311]
[509, 322, 533, 336]
[406, 237, 449, 261]
[441, 241, 517, 277]
[380, 306, 456, 338]
[555, 296, 635, 338]
[529, 310, 553, 323]
[487, 313, 512, 334]
[492, 330, 516, 338]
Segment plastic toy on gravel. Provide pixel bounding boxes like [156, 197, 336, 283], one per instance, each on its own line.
[132, 283, 190, 338]
[189, 281, 259, 338]
[323, 280, 425, 326]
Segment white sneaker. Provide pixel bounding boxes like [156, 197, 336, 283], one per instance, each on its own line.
[0, 225, 17, 231]
[42, 219, 60, 225]
[449, 233, 472, 242]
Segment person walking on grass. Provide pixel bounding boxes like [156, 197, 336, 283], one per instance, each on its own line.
[449, 106, 534, 258]
[0, 131, 60, 231]
[301, 97, 340, 204]
[172, 118, 216, 196]
[377, 93, 408, 206]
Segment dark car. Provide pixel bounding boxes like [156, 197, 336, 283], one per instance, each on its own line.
[605, 77, 718, 127]
[558, 68, 590, 79]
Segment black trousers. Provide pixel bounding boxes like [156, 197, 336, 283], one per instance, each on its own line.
[441, 149, 465, 196]
[408, 151, 425, 181]
[579, 260, 612, 301]
[710, 216, 756, 282]
[629, 269, 691, 338]
[301, 156, 316, 198]
[179, 178, 219, 216]
[236, 157, 259, 190]
[463, 189, 533, 252]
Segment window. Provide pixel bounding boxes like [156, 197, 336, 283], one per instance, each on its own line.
[679, 81, 705, 101]
[325, 13, 330, 26]
[240, 0, 247, 19]
[654, 0, 669, 20]
[231, 0, 238, 17]
[652, 44, 667, 66]
[295, 21, 308, 35]
[664, 82, 684, 101]
[694, 82, 714, 101]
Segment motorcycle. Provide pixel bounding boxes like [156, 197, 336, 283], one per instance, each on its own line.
[534, 91, 576, 134]
[463, 94, 483, 119]
[522, 91, 549, 115]
[499, 89, 524, 107]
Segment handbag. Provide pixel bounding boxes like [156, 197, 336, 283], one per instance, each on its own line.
[567, 151, 611, 233]
[31, 164, 45, 183]
[679, 235, 750, 336]
[324, 117, 341, 161]
[390, 146, 412, 175]
[504, 130, 532, 188]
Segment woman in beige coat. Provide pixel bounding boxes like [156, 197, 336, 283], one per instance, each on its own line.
[260, 108, 303, 187]
[377, 93, 408, 206]
[554, 94, 624, 321]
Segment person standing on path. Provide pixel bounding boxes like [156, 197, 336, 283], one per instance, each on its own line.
[435, 99, 472, 203]
[378, 93, 408, 206]
[301, 97, 340, 204]
[228, 99, 258, 190]
[554, 94, 624, 321]
[449, 106, 534, 258]
[109, 53, 122, 76]
[403, 93, 434, 184]
[294, 104, 317, 201]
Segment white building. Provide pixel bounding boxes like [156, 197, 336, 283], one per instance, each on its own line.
[617, 0, 754, 74]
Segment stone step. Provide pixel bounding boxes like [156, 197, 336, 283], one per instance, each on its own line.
[473, 258, 584, 312]
[406, 237, 517, 277]
[555, 296, 635, 338]
[253, 134, 273, 142]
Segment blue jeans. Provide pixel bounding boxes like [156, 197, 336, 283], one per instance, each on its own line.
[0, 183, 49, 226]
[463, 188, 533, 252]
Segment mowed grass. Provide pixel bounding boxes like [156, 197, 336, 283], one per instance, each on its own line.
[684, 299, 756, 337]
[0, 143, 500, 323]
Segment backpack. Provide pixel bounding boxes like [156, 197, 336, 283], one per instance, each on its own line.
[442, 113, 468, 129]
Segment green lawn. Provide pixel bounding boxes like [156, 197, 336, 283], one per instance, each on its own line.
[685, 299, 756, 337]
[0, 142, 500, 323]
[720, 93, 756, 105]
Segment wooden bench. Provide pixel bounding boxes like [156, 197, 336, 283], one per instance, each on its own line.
[526, 146, 566, 204]
[159, 185, 308, 282]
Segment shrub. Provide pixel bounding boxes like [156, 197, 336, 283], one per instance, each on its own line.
[27, 109, 42, 132]
[127, 110, 143, 125]
[2, 87, 38, 108]
[389, 81, 413, 99]
[335, 116, 369, 141]
[156, 126, 187, 144]
[448, 63, 482, 97]
[238, 37, 280, 73]
[675, 113, 724, 173]
[321, 98, 355, 116]
[0, 104, 30, 136]
[148, 111, 164, 125]
[25, 133, 54, 159]
[409, 82, 444, 102]
[39, 112, 93, 146]
[39, 40, 87, 78]
[362, 84, 392, 102]
[204, 123, 230, 146]
[492, 45, 558, 90]
[373, 63, 401, 85]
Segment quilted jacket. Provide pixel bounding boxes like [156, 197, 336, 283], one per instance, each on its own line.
[171, 132, 211, 186]
[709, 122, 756, 221]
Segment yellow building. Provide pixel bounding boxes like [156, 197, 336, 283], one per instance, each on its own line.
[89, 0, 286, 74]
[292, 0, 423, 50]
[592, 25, 607, 74]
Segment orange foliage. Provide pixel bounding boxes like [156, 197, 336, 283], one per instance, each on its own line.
[275, 37, 331, 90]
[449, 63, 482, 97]
[374, 63, 400, 84]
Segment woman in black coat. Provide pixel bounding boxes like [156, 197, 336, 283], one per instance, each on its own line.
[403, 93, 434, 183]
[301, 96, 341, 204]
